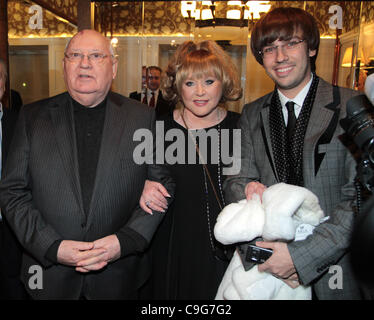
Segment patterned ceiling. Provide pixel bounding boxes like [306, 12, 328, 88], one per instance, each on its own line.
[7, 1, 374, 38]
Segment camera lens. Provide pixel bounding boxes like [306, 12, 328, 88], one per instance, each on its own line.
[340, 95, 374, 160]
[367, 138, 374, 164]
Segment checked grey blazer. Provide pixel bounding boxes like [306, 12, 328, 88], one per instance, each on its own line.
[224, 78, 365, 299]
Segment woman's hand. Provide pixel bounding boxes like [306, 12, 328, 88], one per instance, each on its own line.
[140, 180, 170, 214]
[245, 181, 267, 201]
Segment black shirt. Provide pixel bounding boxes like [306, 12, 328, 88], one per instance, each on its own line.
[73, 97, 107, 215]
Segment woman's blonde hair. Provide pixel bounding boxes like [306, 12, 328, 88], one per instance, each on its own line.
[161, 40, 242, 105]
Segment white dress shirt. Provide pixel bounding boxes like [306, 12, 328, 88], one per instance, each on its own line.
[278, 73, 314, 126]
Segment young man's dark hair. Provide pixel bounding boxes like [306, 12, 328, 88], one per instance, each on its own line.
[147, 65, 162, 74]
[250, 7, 320, 72]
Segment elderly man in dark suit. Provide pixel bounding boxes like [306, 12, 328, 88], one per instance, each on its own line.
[130, 66, 173, 118]
[224, 7, 365, 299]
[0, 29, 174, 300]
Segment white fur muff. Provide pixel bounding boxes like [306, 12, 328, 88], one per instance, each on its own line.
[214, 183, 325, 300]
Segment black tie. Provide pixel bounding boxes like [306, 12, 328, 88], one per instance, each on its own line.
[286, 101, 296, 141]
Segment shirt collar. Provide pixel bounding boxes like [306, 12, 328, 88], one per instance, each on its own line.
[278, 73, 314, 108]
[146, 89, 159, 102]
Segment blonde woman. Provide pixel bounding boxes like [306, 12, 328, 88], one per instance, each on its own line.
[140, 40, 242, 299]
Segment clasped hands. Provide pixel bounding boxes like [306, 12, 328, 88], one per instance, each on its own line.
[57, 234, 121, 273]
[245, 181, 300, 289]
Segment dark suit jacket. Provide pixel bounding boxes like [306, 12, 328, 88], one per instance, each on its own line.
[0, 90, 28, 299]
[224, 78, 364, 299]
[129, 90, 173, 119]
[0, 91, 174, 299]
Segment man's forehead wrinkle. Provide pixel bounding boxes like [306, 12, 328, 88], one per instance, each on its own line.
[68, 30, 110, 51]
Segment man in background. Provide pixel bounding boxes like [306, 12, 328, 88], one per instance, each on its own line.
[130, 66, 173, 118]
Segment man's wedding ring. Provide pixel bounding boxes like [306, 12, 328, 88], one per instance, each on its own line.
[145, 200, 151, 207]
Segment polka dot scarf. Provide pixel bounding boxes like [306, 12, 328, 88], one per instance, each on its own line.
[269, 74, 319, 186]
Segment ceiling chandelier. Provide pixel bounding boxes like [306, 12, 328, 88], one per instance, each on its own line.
[181, 1, 271, 28]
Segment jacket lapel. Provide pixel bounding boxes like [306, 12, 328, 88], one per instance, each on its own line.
[49, 93, 84, 214]
[259, 93, 280, 181]
[303, 79, 339, 185]
[261, 80, 340, 185]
